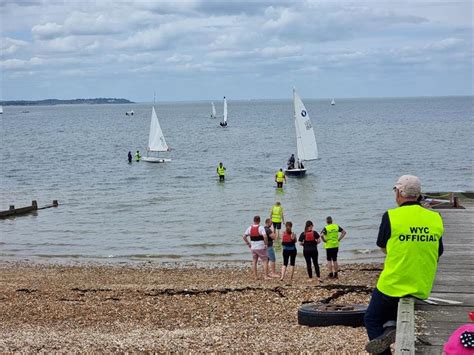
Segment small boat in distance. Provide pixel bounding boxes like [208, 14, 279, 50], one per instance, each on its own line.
[331, 98, 335, 106]
[0, 105, 3, 114]
[210, 102, 217, 119]
[126, 110, 134, 116]
[219, 96, 228, 127]
[285, 88, 319, 177]
[142, 106, 171, 163]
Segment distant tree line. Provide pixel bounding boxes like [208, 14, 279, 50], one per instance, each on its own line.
[0, 98, 134, 106]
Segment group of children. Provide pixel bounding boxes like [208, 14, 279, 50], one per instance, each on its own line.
[242, 205, 346, 282]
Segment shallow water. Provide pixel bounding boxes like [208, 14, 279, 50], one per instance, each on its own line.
[1, 96, 472, 264]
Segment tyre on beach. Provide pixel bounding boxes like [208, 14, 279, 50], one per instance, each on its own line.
[298, 303, 367, 327]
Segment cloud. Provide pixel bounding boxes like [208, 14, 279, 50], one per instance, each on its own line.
[32, 11, 124, 40]
[426, 38, 464, 51]
[0, 37, 29, 56]
[1, 56, 45, 70]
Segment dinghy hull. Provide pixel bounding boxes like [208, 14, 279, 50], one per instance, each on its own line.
[285, 168, 306, 176]
[142, 157, 171, 163]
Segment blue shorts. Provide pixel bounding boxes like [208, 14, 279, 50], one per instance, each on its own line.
[267, 246, 276, 262]
[272, 222, 282, 230]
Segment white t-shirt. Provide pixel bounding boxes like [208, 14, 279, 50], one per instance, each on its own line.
[244, 224, 267, 250]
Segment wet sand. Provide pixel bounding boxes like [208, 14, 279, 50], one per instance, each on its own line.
[0, 261, 381, 352]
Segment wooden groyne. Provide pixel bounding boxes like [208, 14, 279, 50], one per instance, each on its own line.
[414, 204, 474, 353]
[0, 200, 58, 219]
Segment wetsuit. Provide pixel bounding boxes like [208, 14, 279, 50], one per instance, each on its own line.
[282, 231, 297, 266]
[299, 230, 321, 278]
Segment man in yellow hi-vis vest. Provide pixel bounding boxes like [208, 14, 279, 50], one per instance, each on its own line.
[320, 216, 346, 279]
[217, 162, 226, 182]
[275, 168, 286, 188]
[364, 175, 444, 354]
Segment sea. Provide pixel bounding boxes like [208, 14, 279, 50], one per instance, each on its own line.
[1, 96, 473, 265]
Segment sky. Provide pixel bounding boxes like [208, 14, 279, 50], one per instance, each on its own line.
[0, 0, 472, 101]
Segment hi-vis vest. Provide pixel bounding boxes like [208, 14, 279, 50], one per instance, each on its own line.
[377, 204, 444, 299]
[276, 171, 285, 183]
[217, 166, 225, 176]
[271, 205, 283, 222]
[324, 224, 340, 249]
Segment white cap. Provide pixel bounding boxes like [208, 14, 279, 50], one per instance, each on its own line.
[394, 175, 421, 197]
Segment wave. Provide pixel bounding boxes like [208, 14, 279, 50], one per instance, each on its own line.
[350, 248, 379, 255]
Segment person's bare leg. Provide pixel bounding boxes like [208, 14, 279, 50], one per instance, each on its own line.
[327, 261, 332, 277]
[280, 265, 286, 281]
[334, 261, 339, 278]
[263, 260, 271, 280]
[289, 265, 295, 281]
[252, 257, 258, 280]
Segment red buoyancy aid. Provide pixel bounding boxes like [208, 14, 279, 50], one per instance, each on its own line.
[282, 231, 294, 243]
[305, 231, 315, 242]
[249, 225, 264, 241]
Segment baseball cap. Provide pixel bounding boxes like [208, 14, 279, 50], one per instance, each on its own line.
[394, 175, 421, 196]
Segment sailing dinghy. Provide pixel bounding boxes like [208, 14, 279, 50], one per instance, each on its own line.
[142, 106, 171, 163]
[331, 98, 335, 106]
[219, 97, 228, 127]
[210, 102, 217, 119]
[285, 88, 318, 176]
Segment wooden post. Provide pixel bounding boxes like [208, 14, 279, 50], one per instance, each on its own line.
[453, 196, 459, 208]
[53, 200, 58, 207]
[32, 200, 38, 209]
[9, 205, 14, 210]
[395, 297, 415, 355]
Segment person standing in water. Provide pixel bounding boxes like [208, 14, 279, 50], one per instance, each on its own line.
[270, 201, 284, 251]
[135, 150, 141, 162]
[320, 216, 346, 279]
[217, 162, 226, 182]
[128, 151, 132, 163]
[299, 220, 322, 283]
[280, 221, 297, 282]
[275, 168, 286, 188]
[243, 215, 270, 280]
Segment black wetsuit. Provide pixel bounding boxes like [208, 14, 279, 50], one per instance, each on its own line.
[299, 231, 321, 278]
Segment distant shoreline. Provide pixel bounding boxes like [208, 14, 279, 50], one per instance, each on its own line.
[0, 98, 134, 106]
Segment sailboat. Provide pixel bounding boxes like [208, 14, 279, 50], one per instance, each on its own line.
[285, 88, 318, 176]
[210, 102, 217, 119]
[0, 105, 3, 114]
[331, 98, 335, 106]
[219, 96, 228, 127]
[142, 106, 171, 163]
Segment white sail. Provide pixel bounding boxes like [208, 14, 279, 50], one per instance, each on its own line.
[211, 102, 216, 118]
[223, 97, 227, 123]
[293, 88, 318, 161]
[0, 105, 3, 114]
[148, 107, 169, 152]
[331, 98, 335, 105]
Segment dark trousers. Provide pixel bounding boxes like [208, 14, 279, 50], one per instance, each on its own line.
[282, 249, 297, 266]
[303, 249, 320, 278]
[364, 288, 399, 354]
[219, 175, 225, 181]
